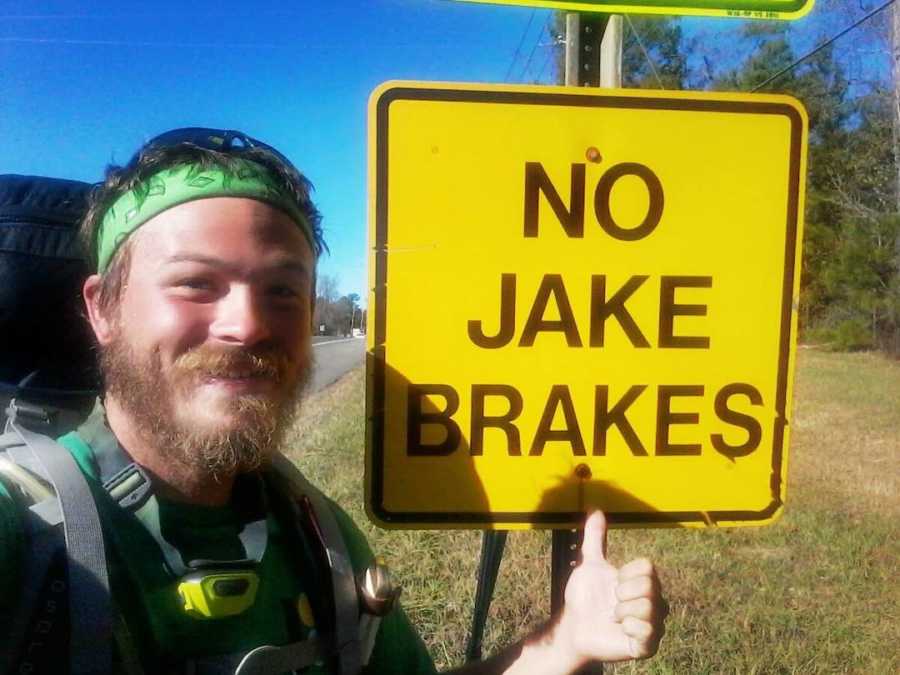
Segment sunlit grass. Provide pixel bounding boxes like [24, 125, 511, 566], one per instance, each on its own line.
[284, 349, 899, 673]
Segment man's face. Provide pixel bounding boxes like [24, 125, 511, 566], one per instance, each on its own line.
[93, 197, 315, 476]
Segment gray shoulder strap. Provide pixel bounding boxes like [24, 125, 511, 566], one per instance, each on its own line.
[8, 418, 113, 675]
[269, 453, 362, 675]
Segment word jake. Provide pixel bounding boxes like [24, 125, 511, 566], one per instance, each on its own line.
[406, 382, 765, 460]
[468, 273, 712, 349]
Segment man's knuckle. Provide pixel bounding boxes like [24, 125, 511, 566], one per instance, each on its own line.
[635, 557, 653, 574]
[636, 597, 653, 617]
[625, 616, 653, 639]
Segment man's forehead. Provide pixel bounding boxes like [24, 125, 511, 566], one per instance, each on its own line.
[161, 251, 310, 274]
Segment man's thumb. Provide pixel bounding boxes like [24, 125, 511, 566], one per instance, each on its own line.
[580, 510, 608, 564]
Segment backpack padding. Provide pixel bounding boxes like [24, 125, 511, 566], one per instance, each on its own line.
[0, 174, 98, 396]
[0, 174, 92, 228]
[9, 420, 112, 675]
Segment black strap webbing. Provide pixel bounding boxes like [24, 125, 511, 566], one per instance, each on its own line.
[269, 454, 362, 675]
[10, 419, 113, 675]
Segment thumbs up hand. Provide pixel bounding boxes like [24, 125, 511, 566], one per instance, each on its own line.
[555, 511, 668, 668]
[470, 512, 668, 675]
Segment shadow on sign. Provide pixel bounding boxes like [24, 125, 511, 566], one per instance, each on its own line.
[371, 357, 667, 528]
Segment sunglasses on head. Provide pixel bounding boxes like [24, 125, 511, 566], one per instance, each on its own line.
[136, 127, 298, 173]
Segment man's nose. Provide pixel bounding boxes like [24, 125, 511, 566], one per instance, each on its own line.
[210, 285, 272, 346]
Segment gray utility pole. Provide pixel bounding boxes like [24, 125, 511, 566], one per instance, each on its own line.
[600, 15, 623, 88]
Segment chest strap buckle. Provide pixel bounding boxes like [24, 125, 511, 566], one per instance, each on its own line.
[103, 462, 153, 511]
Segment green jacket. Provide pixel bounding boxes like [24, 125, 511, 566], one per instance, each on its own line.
[0, 408, 436, 674]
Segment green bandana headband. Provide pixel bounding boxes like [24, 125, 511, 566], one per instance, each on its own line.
[97, 159, 315, 273]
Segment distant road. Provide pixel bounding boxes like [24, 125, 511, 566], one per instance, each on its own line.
[309, 337, 365, 392]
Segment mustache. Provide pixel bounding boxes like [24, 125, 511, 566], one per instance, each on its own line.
[174, 346, 292, 382]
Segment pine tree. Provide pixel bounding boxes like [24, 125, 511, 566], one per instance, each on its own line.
[622, 17, 686, 89]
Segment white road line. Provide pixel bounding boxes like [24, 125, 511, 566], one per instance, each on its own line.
[312, 337, 363, 348]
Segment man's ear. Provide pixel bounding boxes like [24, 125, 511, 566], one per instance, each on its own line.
[83, 275, 115, 346]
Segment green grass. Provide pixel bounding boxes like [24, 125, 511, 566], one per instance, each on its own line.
[284, 349, 900, 673]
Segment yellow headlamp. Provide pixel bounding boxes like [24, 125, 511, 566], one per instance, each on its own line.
[177, 570, 261, 619]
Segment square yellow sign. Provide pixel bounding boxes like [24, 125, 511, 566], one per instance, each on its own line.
[367, 82, 807, 529]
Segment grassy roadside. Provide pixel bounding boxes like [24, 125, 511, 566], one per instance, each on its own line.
[283, 349, 899, 673]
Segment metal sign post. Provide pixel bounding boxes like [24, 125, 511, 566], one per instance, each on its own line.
[469, 17, 611, 659]
[467, 14, 623, 668]
[550, 17, 617, 673]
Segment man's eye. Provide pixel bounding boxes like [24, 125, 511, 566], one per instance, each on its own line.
[269, 285, 300, 299]
[178, 278, 214, 291]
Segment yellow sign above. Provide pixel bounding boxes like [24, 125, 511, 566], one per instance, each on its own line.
[454, 0, 815, 20]
[367, 82, 807, 529]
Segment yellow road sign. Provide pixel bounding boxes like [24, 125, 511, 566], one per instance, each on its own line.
[367, 82, 807, 529]
[454, 0, 815, 20]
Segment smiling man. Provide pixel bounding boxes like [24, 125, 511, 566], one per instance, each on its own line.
[0, 129, 667, 674]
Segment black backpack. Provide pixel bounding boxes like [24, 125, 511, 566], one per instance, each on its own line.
[0, 174, 108, 675]
[0, 174, 98, 434]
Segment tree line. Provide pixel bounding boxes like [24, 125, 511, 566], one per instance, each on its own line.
[313, 274, 366, 337]
[552, 1, 899, 354]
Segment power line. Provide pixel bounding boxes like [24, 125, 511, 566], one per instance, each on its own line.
[504, 9, 536, 83]
[624, 15, 665, 89]
[536, 21, 558, 83]
[519, 21, 548, 81]
[0, 37, 291, 49]
[752, 0, 895, 93]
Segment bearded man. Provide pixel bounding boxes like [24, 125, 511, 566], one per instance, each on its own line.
[0, 128, 667, 674]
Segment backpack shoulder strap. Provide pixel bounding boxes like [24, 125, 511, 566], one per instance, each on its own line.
[267, 454, 362, 675]
[5, 410, 113, 675]
[0, 436, 59, 675]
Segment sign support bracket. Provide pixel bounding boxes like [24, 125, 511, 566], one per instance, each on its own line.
[465, 530, 508, 661]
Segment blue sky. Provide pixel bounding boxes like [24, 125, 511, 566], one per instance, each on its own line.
[1, 0, 563, 301]
[0, 1, 885, 300]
